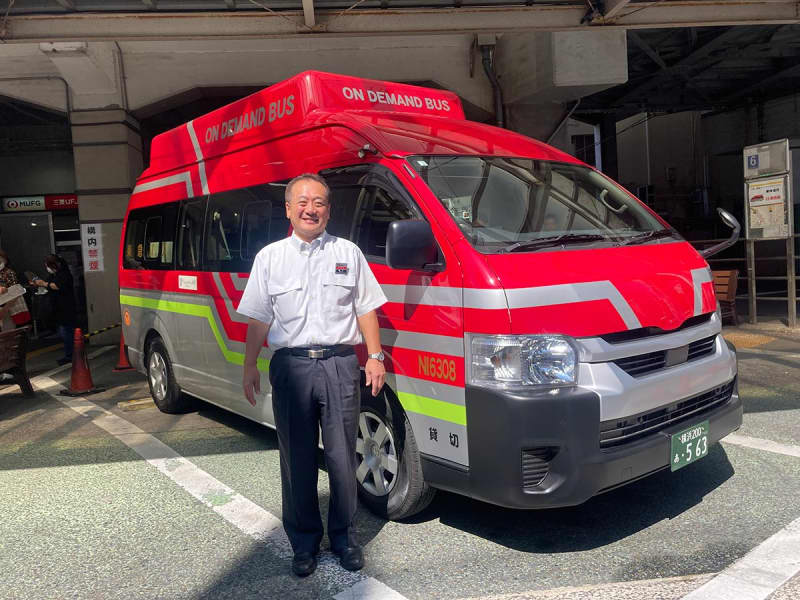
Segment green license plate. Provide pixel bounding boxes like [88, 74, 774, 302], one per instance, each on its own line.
[670, 420, 710, 471]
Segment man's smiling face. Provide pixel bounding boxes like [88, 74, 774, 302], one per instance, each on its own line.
[285, 178, 330, 243]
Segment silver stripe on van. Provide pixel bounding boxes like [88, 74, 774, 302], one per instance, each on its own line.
[132, 171, 194, 197]
[691, 267, 713, 316]
[505, 281, 641, 330]
[380, 328, 464, 357]
[381, 284, 462, 307]
[186, 120, 210, 196]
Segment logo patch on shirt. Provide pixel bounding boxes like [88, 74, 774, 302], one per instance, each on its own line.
[335, 262, 349, 275]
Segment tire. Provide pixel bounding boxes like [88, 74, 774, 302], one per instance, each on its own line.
[355, 387, 436, 520]
[146, 337, 193, 414]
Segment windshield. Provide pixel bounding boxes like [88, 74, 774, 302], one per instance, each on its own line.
[408, 156, 676, 253]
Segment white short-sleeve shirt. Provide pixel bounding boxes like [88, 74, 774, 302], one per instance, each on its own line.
[236, 231, 387, 349]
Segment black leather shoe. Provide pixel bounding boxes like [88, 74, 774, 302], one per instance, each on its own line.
[334, 546, 364, 571]
[291, 552, 318, 577]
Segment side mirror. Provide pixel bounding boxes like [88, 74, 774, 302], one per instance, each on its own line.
[700, 208, 741, 259]
[386, 220, 439, 270]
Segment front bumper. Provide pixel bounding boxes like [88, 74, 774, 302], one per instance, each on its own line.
[421, 377, 742, 510]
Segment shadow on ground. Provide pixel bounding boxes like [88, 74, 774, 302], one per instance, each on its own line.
[403, 444, 735, 554]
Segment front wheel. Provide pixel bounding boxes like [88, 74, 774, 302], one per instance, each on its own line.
[355, 388, 436, 520]
[146, 337, 193, 414]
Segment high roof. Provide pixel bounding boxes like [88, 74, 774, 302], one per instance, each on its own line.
[143, 70, 578, 180]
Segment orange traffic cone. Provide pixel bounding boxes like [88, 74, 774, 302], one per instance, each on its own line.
[113, 333, 134, 372]
[59, 328, 102, 396]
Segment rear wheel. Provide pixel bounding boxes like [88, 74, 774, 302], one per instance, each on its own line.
[146, 337, 193, 414]
[356, 388, 436, 520]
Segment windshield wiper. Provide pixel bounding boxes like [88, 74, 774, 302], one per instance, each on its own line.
[501, 233, 608, 253]
[619, 229, 675, 246]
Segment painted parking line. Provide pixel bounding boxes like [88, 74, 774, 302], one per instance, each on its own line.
[680, 515, 800, 600]
[28, 370, 406, 600]
[722, 433, 800, 459]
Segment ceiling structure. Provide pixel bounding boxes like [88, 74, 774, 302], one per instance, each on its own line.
[578, 24, 800, 120]
[1, 3, 800, 142]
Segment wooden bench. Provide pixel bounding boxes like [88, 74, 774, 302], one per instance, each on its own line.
[712, 269, 739, 326]
[0, 326, 34, 397]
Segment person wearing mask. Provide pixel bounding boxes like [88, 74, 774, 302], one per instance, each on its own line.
[0, 249, 31, 330]
[31, 255, 76, 365]
[239, 173, 387, 577]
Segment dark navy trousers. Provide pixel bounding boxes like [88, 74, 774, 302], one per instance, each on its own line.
[269, 350, 361, 555]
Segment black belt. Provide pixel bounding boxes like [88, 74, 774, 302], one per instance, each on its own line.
[277, 345, 354, 359]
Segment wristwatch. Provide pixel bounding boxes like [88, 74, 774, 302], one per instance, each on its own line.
[368, 351, 385, 362]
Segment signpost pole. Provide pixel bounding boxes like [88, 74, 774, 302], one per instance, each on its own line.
[747, 239, 757, 324]
[787, 236, 796, 327]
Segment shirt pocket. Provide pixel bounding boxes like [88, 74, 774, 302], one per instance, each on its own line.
[269, 278, 303, 324]
[323, 271, 356, 315]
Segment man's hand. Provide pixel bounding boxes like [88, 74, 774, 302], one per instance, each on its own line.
[364, 358, 386, 397]
[242, 363, 260, 407]
[243, 318, 270, 407]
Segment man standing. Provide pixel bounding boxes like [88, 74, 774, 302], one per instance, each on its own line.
[238, 173, 387, 577]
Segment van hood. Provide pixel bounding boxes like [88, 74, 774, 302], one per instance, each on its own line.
[481, 241, 715, 338]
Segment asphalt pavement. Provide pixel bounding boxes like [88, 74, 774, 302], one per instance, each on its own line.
[1, 323, 799, 600]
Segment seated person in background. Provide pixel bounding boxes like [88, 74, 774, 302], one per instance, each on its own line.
[0, 249, 31, 330]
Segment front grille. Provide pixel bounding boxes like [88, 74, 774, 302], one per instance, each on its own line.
[614, 335, 718, 377]
[601, 313, 712, 344]
[599, 378, 736, 448]
[614, 350, 666, 376]
[522, 447, 558, 489]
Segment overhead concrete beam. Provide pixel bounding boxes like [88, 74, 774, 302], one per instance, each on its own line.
[302, 0, 316, 28]
[600, 0, 631, 20]
[3, 3, 800, 41]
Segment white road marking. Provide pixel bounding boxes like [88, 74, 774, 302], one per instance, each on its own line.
[334, 578, 410, 600]
[680, 516, 800, 600]
[722, 433, 800, 459]
[27, 365, 407, 600]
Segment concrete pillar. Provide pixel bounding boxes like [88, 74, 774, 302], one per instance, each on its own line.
[71, 109, 142, 345]
[505, 102, 571, 151]
[599, 114, 619, 181]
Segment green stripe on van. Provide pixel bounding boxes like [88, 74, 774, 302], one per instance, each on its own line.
[397, 392, 467, 426]
[119, 294, 269, 372]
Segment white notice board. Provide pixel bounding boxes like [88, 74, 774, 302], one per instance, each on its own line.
[745, 176, 791, 240]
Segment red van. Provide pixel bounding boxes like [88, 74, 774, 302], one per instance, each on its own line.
[120, 71, 741, 519]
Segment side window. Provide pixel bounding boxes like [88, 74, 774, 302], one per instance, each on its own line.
[144, 216, 162, 260]
[327, 186, 364, 241]
[123, 213, 146, 270]
[206, 184, 287, 272]
[177, 198, 207, 271]
[356, 187, 415, 259]
[123, 203, 177, 270]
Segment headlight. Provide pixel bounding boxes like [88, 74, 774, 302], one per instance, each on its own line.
[469, 335, 578, 389]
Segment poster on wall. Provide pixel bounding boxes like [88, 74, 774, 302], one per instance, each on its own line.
[746, 176, 790, 240]
[81, 223, 104, 273]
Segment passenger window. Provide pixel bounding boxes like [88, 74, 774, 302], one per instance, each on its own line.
[206, 184, 287, 272]
[144, 217, 162, 260]
[123, 203, 178, 270]
[356, 187, 415, 259]
[177, 198, 206, 271]
[327, 186, 363, 241]
[123, 215, 147, 270]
